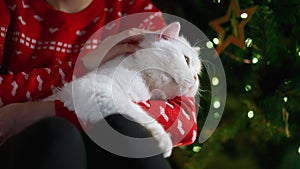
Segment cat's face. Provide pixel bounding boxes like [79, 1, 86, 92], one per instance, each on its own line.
[138, 22, 201, 98]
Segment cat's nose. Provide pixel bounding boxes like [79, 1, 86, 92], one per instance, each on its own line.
[194, 75, 198, 80]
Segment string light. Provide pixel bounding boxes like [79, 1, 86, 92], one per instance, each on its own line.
[214, 112, 220, 119]
[254, 53, 262, 59]
[243, 59, 251, 64]
[252, 57, 259, 64]
[283, 97, 288, 103]
[284, 80, 291, 85]
[212, 76, 220, 86]
[192, 146, 202, 153]
[206, 41, 214, 49]
[250, 53, 261, 65]
[213, 38, 220, 45]
[240, 12, 248, 19]
[245, 84, 252, 92]
[213, 100, 221, 109]
[245, 38, 253, 47]
[298, 146, 300, 155]
[213, 0, 221, 4]
[248, 110, 254, 119]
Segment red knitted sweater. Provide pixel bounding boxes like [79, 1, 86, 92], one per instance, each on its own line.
[0, 0, 198, 146]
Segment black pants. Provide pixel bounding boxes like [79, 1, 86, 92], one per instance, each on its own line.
[0, 115, 172, 169]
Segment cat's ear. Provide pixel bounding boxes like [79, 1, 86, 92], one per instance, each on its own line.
[158, 22, 181, 40]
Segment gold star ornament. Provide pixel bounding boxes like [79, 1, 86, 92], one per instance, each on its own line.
[209, 0, 258, 54]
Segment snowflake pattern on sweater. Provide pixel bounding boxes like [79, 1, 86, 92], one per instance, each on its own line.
[0, 0, 198, 146]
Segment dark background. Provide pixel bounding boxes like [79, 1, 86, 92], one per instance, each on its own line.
[151, 0, 300, 169]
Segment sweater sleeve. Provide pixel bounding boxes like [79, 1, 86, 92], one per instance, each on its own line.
[0, 60, 75, 106]
[138, 96, 198, 147]
[0, 0, 74, 107]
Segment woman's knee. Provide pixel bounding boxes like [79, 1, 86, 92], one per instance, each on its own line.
[104, 114, 152, 138]
[1, 117, 86, 169]
[26, 117, 86, 155]
[33, 117, 82, 141]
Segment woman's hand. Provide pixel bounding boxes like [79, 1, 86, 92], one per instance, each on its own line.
[0, 101, 55, 143]
[81, 28, 152, 71]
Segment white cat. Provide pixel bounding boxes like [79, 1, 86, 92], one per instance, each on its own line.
[46, 22, 201, 157]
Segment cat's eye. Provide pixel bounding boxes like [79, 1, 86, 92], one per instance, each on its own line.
[184, 55, 190, 65]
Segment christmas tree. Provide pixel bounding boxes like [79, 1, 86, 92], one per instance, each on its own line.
[152, 0, 300, 168]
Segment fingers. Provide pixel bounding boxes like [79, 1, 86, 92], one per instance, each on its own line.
[114, 28, 152, 54]
[118, 34, 144, 45]
[113, 28, 153, 44]
[105, 43, 140, 62]
[120, 28, 153, 37]
[100, 29, 150, 64]
[81, 28, 153, 71]
[118, 43, 141, 54]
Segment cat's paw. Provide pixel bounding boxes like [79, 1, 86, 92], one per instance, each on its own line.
[157, 133, 173, 158]
[146, 122, 173, 158]
[155, 129, 173, 158]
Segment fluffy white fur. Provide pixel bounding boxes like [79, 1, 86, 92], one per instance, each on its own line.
[45, 22, 201, 157]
